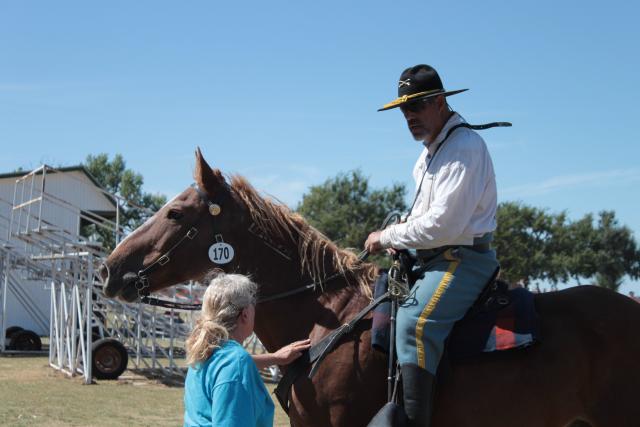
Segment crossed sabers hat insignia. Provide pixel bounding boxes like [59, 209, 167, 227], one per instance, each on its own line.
[378, 64, 468, 111]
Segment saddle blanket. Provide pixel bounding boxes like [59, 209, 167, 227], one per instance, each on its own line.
[372, 273, 539, 360]
[447, 286, 539, 359]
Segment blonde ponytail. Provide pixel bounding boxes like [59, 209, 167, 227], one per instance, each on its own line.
[186, 274, 257, 366]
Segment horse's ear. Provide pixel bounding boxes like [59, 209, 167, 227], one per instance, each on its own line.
[194, 147, 226, 196]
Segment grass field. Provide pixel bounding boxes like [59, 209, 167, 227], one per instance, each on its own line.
[0, 356, 289, 426]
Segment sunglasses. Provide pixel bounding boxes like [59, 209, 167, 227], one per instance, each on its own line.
[400, 97, 433, 113]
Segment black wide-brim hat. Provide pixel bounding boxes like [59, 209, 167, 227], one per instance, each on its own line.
[378, 64, 468, 111]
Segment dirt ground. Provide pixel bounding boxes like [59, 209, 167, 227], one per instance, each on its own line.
[0, 355, 289, 426]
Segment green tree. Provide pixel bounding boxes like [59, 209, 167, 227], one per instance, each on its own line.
[494, 202, 560, 287]
[82, 153, 166, 251]
[296, 174, 640, 291]
[296, 170, 406, 264]
[495, 203, 639, 291]
[592, 211, 640, 291]
[562, 214, 599, 285]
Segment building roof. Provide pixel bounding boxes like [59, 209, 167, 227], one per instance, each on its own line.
[0, 165, 117, 208]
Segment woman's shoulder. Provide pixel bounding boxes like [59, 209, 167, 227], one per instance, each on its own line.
[207, 341, 254, 373]
[218, 339, 251, 360]
[199, 340, 257, 390]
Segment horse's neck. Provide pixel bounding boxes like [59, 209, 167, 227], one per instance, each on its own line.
[242, 222, 374, 351]
[252, 262, 372, 353]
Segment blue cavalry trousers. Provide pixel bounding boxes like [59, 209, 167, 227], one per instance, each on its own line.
[395, 246, 499, 375]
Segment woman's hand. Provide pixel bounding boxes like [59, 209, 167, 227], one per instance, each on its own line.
[272, 339, 311, 365]
[252, 338, 311, 369]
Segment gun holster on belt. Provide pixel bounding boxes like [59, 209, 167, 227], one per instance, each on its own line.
[388, 250, 417, 298]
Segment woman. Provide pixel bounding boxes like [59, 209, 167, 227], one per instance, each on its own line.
[184, 273, 310, 427]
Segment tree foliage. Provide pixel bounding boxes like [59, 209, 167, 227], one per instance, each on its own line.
[296, 170, 406, 264]
[81, 153, 166, 251]
[296, 171, 640, 291]
[494, 202, 558, 286]
[495, 203, 640, 291]
[591, 211, 640, 290]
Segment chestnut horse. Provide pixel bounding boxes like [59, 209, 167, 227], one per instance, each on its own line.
[101, 149, 640, 427]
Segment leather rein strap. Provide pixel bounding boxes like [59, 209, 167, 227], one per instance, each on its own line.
[274, 290, 391, 413]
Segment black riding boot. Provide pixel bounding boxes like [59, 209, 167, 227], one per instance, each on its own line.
[367, 401, 408, 427]
[402, 363, 436, 427]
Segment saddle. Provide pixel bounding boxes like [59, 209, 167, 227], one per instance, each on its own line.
[372, 263, 539, 359]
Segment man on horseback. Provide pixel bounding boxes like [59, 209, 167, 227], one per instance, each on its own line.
[365, 64, 500, 427]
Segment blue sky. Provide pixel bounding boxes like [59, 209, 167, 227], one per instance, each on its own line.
[1, 1, 638, 291]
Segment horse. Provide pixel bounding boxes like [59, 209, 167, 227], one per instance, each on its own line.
[100, 149, 640, 427]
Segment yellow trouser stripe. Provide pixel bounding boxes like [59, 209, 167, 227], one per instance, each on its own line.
[415, 258, 460, 369]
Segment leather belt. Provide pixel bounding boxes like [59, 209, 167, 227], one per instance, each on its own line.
[416, 242, 491, 261]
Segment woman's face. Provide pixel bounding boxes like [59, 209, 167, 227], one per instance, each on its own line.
[244, 303, 255, 332]
[236, 303, 255, 341]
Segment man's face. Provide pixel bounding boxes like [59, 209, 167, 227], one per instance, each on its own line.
[400, 96, 443, 143]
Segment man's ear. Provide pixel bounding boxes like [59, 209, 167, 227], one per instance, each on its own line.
[194, 147, 226, 197]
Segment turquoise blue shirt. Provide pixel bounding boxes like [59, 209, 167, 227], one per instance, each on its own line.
[184, 340, 275, 427]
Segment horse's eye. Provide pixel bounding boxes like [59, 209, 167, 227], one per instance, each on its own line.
[167, 209, 183, 220]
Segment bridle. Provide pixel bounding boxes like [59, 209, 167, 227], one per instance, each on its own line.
[133, 183, 364, 311]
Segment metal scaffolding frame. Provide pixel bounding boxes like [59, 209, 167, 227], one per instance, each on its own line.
[1, 165, 275, 384]
[0, 165, 200, 383]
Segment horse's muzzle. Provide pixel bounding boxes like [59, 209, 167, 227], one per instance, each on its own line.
[98, 263, 109, 283]
[101, 264, 139, 301]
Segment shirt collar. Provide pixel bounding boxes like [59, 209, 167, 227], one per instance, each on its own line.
[424, 112, 465, 155]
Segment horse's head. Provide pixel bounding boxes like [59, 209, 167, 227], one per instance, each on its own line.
[101, 148, 376, 305]
[100, 148, 248, 302]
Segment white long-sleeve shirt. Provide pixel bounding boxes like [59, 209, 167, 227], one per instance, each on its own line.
[380, 113, 497, 250]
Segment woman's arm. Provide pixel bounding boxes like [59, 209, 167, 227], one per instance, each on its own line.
[252, 339, 311, 370]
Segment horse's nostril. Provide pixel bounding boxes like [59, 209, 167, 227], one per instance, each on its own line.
[98, 263, 110, 283]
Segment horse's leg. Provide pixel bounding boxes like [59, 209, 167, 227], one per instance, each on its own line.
[289, 327, 387, 427]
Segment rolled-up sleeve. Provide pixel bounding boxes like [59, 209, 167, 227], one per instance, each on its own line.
[380, 147, 488, 250]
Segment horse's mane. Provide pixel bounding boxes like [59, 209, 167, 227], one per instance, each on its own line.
[230, 175, 376, 299]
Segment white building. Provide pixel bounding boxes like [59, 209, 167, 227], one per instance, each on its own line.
[0, 166, 116, 335]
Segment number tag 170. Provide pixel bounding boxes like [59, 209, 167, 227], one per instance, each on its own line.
[208, 242, 235, 264]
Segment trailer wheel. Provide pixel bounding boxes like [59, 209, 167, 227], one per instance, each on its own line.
[92, 338, 128, 380]
[8, 329, 42, 351]
[5, 326, 23, 339]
